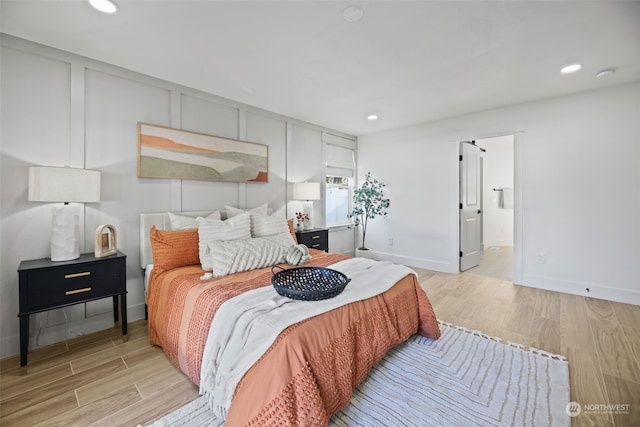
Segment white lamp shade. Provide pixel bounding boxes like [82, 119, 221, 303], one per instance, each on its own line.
[28, 166, 101, 203]
[293, 182, 320, 201]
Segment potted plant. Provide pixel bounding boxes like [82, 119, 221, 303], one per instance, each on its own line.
[349, 172, 390, 255]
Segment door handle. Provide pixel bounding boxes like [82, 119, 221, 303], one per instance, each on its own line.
[477, 209, 482, 214]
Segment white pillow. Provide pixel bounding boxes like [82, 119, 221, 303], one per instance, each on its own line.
[225, 204, 268, 218]
[208, 232, 294, 277]
[168, 211, 221, 230]
[251, 213, 289, 237]
[196, 212, 251, 270]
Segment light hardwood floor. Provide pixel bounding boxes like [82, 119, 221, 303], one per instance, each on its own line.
[1, 269, 639, 426]
[466, 245, 513, 281]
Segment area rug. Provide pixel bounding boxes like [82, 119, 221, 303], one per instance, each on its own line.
[146, 322, 570, 427]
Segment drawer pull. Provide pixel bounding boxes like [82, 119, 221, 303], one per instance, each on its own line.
[65, 272, 91, 279]
[65, 287, 92, 296]
[311, 235, 320, 239]
[312, 244, 320, 248]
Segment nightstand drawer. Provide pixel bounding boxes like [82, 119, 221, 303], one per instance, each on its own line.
[295, 229, 329, 252]
[22, 261, 122, 312]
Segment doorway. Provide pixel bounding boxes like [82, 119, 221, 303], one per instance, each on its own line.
[459, 135, 514, 281]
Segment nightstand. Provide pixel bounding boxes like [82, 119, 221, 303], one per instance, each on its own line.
[295, 228, 329, 252]
[17, 251, 127, 367]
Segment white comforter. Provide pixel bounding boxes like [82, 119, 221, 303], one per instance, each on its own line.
[199, 257, 415, 418]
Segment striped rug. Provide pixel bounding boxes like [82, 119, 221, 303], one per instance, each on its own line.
[146, 323, 570, 427]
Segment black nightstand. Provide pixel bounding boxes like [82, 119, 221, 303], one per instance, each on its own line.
[17, 251, 127, 367]
[295, 228, 329, 252]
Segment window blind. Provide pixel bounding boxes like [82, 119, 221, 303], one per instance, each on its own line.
[324, 133, 356, 178]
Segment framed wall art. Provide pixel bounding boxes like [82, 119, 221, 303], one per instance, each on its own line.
[137, 122, 268, 183]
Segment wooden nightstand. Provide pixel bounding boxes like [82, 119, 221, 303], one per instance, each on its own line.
[17, 251, 127, 367]
[295, 228, 329, 252]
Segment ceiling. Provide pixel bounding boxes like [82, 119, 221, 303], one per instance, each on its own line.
[2, 1, 639, 136]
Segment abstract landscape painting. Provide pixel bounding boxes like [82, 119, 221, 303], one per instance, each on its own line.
[138, 123, 268, 183]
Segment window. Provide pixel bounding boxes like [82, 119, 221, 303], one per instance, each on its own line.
[323, 132, 356, 227]
[326, 176, 352, 226]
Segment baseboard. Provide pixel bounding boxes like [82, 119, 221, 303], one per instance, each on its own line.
[361, 253, 640, 306]
[367, 251, 458, 274]
[523, 274, 640, 306]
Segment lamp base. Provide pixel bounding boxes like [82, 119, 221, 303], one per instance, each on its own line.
[302, 200, 314, 230]
[51, 205, 80, 261]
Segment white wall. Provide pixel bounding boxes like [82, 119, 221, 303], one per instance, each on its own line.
[358, 81, 640, 305]
[0, 35, 355, 358]
[480, 135, 514, 248]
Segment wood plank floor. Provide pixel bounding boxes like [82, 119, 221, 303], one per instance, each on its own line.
[2, 267, 639, 426]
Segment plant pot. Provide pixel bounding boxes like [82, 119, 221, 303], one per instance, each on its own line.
[355, 248, 373, 259]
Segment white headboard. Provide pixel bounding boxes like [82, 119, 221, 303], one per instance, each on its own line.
[139, 210, 217, 269]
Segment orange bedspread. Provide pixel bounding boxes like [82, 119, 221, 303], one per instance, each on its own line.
[147, 250, 441, 425]
[148, 250, 352, 384]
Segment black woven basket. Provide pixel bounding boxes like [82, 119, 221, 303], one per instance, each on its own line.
[271, 265, 351, 301]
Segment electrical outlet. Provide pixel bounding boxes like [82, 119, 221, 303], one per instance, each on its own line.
[537, 252, 546, 264]
[388, 237, 393, 245]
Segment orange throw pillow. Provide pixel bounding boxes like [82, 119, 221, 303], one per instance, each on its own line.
[149, 226, 200, 273]
[287, 218, 298, 243]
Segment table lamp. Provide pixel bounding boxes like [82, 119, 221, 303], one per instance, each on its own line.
[293, 182, 320, 229]
[28, 166, 101, 261]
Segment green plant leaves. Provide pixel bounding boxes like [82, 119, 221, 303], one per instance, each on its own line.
[349, 172, 390, 249]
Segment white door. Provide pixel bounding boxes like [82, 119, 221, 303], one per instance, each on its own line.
[460, 141, 483, 271]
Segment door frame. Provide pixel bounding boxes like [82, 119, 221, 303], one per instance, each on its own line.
[457, 132, 523, 285]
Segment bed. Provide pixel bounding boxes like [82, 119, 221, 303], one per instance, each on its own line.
[140, 209, 441, 425]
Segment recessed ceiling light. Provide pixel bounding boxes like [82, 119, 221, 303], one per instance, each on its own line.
[88, 0, 118, 14]
[596, 68, 616, 78]
[560, 64, 582, 74]
[343, 6, 364, 22]
[367, 114, 378, 121]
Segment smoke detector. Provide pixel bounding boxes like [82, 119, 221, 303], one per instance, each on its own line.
[343, 6, 364, 22]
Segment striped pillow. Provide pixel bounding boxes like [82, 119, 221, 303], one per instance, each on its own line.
[196, 212, 252, 271]
[149, 226, 200, 273]
[208, 233, 294, 277]
[251, 213, 289, 237]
